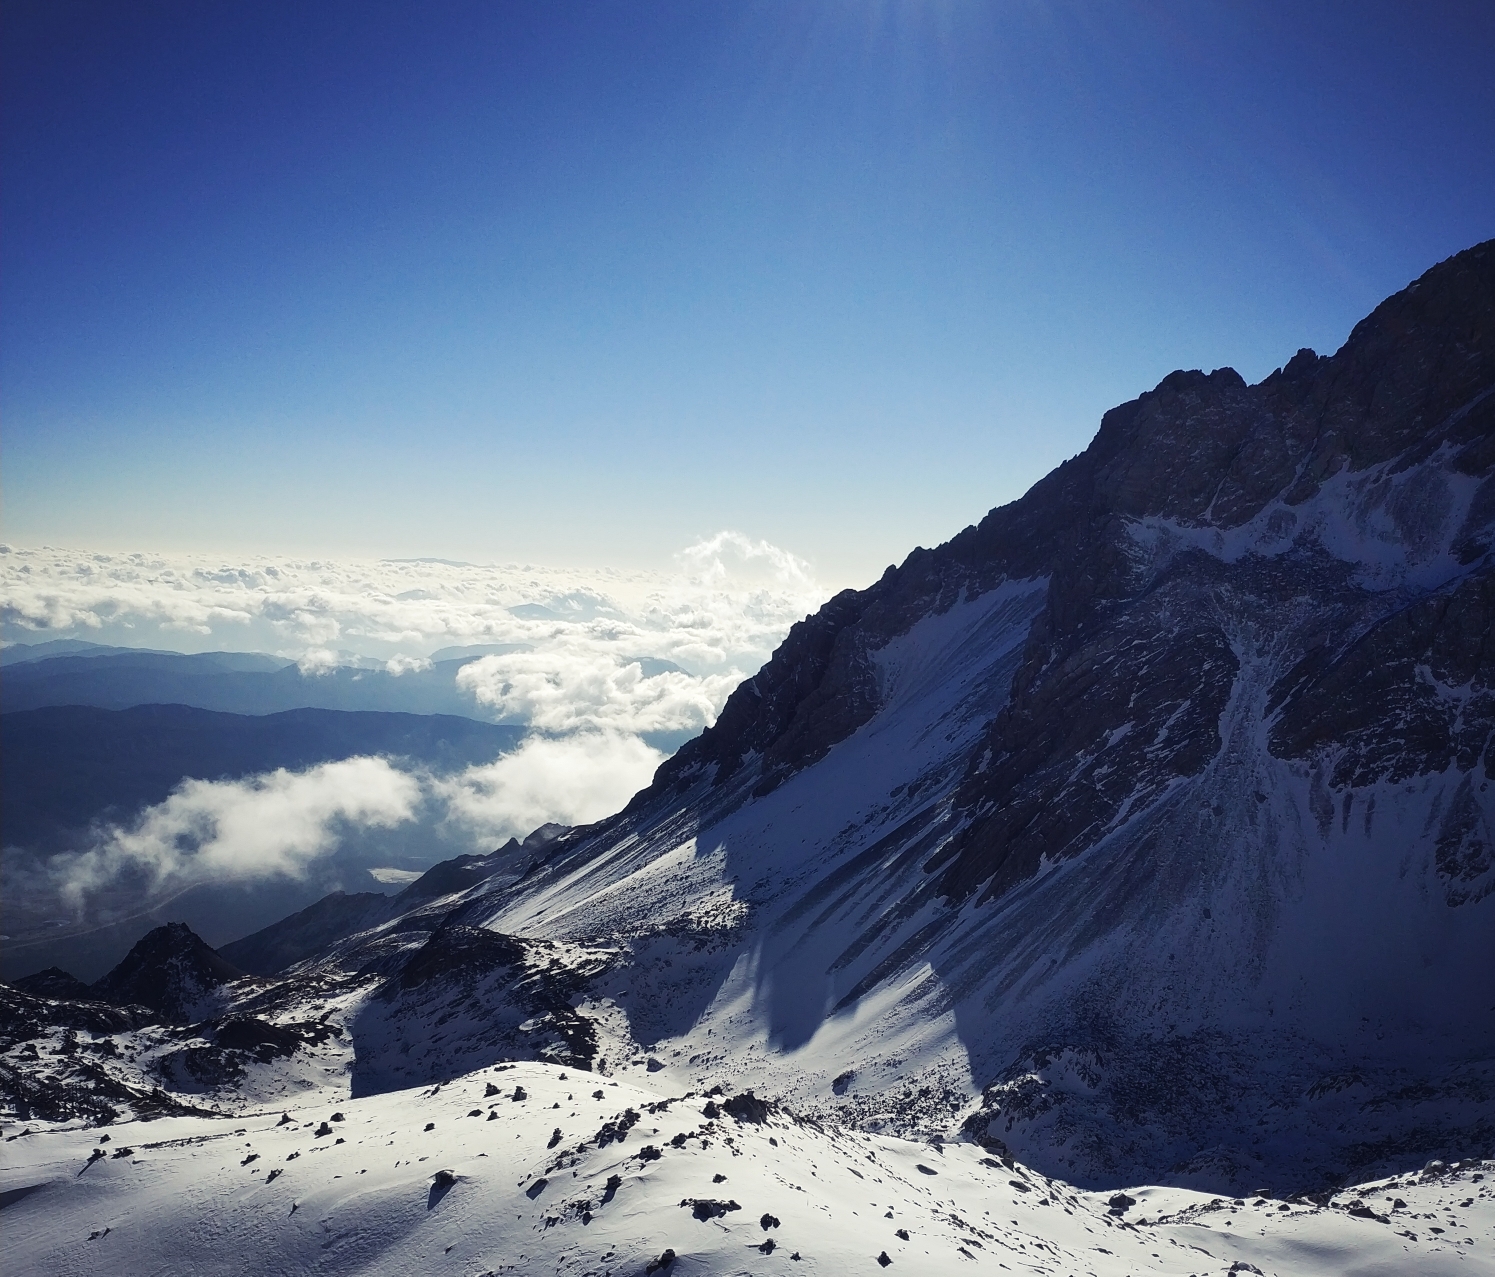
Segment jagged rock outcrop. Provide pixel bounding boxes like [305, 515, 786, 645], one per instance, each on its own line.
[90, 923, 247, 1023]
[11, 967, 95, 1001]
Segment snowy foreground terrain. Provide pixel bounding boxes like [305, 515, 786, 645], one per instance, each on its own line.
[4, 1061, 1492, 1277]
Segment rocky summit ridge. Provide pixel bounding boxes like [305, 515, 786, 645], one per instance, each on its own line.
[4, 242, 1493, 1206]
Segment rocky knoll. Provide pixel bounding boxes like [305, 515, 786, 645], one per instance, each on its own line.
[89, 921, 247, 1023]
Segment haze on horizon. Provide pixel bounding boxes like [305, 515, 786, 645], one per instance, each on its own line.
[3, 0, 1493, 588]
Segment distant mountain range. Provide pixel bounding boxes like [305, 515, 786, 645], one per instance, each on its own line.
[0, 644, 537, 983]
[2, 703, 525, 855]
[1, 642, 512, 718]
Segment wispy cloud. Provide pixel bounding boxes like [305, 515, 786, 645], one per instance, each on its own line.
[55, 758, 422, 905]
[433, 731, 663, 846]
[48, 740, 660, 906]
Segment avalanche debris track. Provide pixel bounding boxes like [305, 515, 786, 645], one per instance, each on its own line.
[4, 1062, 1491, 1277]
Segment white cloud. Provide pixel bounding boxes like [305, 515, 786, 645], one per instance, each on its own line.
[455, 643, 742, 735]
[0, 533, 826, 681]
[385, 653, 433, 676]
[434, 732, 664, 847]
[47, 739, 666, 906]
[675, 529, 817, 592]
[0, 532, 829, 738]
[5, 534, 833, 906]
[367, 866, 423, 884]
[55, 758, 421, 904]
[296, 647, 342, 676]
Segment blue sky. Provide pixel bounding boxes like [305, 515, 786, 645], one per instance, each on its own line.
[4, 0, 1492, 587]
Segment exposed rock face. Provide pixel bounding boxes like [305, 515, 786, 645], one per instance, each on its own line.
[1269, 568, 1495, 787]
[643, 588, 882, 799]
[0, 983, 155, 1039]
[380, 925, 525, 993]
[0, 984, 201, 1124]
[10, 967, 94, 1001]
[90, 923, 247, 1023]
[349, 925, 612, 1094]
[632, 240, 1494, 907]
[158, 1014, 344, 1090]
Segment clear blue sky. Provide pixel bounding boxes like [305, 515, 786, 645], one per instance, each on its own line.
[4, 0, 1492, 586]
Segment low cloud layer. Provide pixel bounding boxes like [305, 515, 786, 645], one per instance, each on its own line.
[2, 532, 826, 736]
[47, 736, 665, 909]
[0, 531, 825, 676]
[6, 533, 830, 911]
[435, 731, 663, 845]
[56, 758, 422, 905]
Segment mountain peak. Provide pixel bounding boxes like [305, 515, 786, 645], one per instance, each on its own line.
[90, 922, 246, 1022]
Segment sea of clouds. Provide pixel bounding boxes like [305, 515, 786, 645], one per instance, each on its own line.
[1, 534, 832, 910]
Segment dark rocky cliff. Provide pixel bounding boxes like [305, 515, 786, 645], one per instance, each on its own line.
[632, 240, 1494, 905]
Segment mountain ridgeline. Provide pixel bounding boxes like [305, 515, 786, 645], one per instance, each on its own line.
[484, 239, 1495, 1185]
[6, 241, 1492, 1196]
[643, 239, 1493, 901]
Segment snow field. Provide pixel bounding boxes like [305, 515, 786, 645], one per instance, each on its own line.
[4, 1061, 1491, 1276]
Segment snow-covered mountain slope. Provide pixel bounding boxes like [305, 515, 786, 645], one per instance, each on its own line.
[5, 240, 1493, 1249]
[390, 239, 1492, 1191]
[5, 1061, 1492, 1277]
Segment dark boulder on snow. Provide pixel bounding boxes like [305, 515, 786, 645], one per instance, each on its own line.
[682, 1198, 740, 1220]
[427, 1168, 458, 1209]
[723, 1091, 773, 1123]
